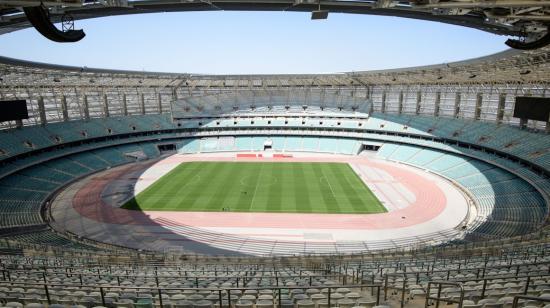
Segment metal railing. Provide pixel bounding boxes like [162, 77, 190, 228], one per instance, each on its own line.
[0, 230, 546, 267]
[378, 259, 550, 286]
[0, 269, 344, 289]
[382, 273, 409, 308]
[512, 295, 550, 308]
[381, 271, 550, 307]
[425, 281, 464, 308]
[0, 281, 382, 308]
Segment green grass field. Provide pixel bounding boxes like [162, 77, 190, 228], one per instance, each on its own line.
[123, 162, 386, 214]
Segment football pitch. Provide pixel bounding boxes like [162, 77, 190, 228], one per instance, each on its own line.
[123, 162, 386, 214]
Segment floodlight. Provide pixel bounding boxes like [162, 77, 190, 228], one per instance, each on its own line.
[311, 10, 329, 19]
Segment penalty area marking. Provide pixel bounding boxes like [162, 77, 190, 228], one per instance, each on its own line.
[319, 176, 337, 200]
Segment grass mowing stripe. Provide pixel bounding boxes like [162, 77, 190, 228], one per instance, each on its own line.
[158, 161, 199, 209]
[234, 164, 255, 211]
[172, 162, 218, 210]
[343, 164, 386, 212]
[256, 163, 274, 212]
[138, 163, 196, 205]
[303, 163, 327, 213]
[123, 161, 386, 214]
[280, 163, 296, 213]
[293, 163, 311, 213]
[311, 163, 340, 213]
[220, 163, 248, 210]
[149, 163, 195, 209]
[188, 162, 234, 210]
[328, 163, 368, 213]
[123, 162, 198, 210]
[203, 163, 239, 211]
[267, 163, 283, 213]
[248, 164, 264, 210]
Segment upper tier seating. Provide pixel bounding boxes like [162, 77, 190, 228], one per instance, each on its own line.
[1, 112, 550, 173]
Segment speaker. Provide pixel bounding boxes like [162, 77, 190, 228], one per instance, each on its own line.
[505, 31, 550, 50]
[23, 6, 85, 43]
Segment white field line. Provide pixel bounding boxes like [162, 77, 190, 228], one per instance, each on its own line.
[320, 176, 337, 200]
[249, 164, 264, 207]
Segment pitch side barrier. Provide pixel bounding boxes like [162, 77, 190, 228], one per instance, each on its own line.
[6, 249, 548, 278]
[384, 273, 550, 308]
[3, 241, 547, 273]
[371, 260, 550, 284]
[0, 270, 346, 289]
[12, 237, 550, 266]
[4, 258, 548, 288]
[0, 281, 383, 308]
[0, 231, 546, 268]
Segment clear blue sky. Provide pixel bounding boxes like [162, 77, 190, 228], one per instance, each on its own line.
[0, 11, 508, 74]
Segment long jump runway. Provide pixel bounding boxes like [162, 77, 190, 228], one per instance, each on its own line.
[49, 152, 471, 256]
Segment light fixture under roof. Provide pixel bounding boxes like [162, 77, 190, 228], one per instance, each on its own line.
[311, 0, 328, 20]
[311, 10, 329, 20]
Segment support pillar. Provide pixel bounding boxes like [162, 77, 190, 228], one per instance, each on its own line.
[415, 91, 421, 115]
[61, 95, 69, 121]
[140, 93, 145, 115]
[454, 92, 461, 118]
[398, 91, 404, 114]
[37, 96, 47, 125]
[82, 94, 90, 120]
[475, 93, 483, 120]
[122, 94, 128, 116]
[381, 91, 387, 114]
[157, 93, 163, 114]
[496, 93, 506, 124]
[434, 92, 441, 117]
[103, 94, 109, 117]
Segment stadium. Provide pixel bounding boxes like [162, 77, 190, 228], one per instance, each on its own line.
[0, 1, 549, 307]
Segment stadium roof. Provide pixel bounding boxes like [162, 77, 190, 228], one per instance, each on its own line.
[0, 43, 547, 129]
[0, 1, 550, 48]
[0, 46, 548, 88]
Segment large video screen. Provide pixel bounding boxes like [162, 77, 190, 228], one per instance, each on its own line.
[513, 96, 550, 122]
[0, 100, 29, 122]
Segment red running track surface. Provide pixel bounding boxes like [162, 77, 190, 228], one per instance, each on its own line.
[72, 156, 446, 230]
